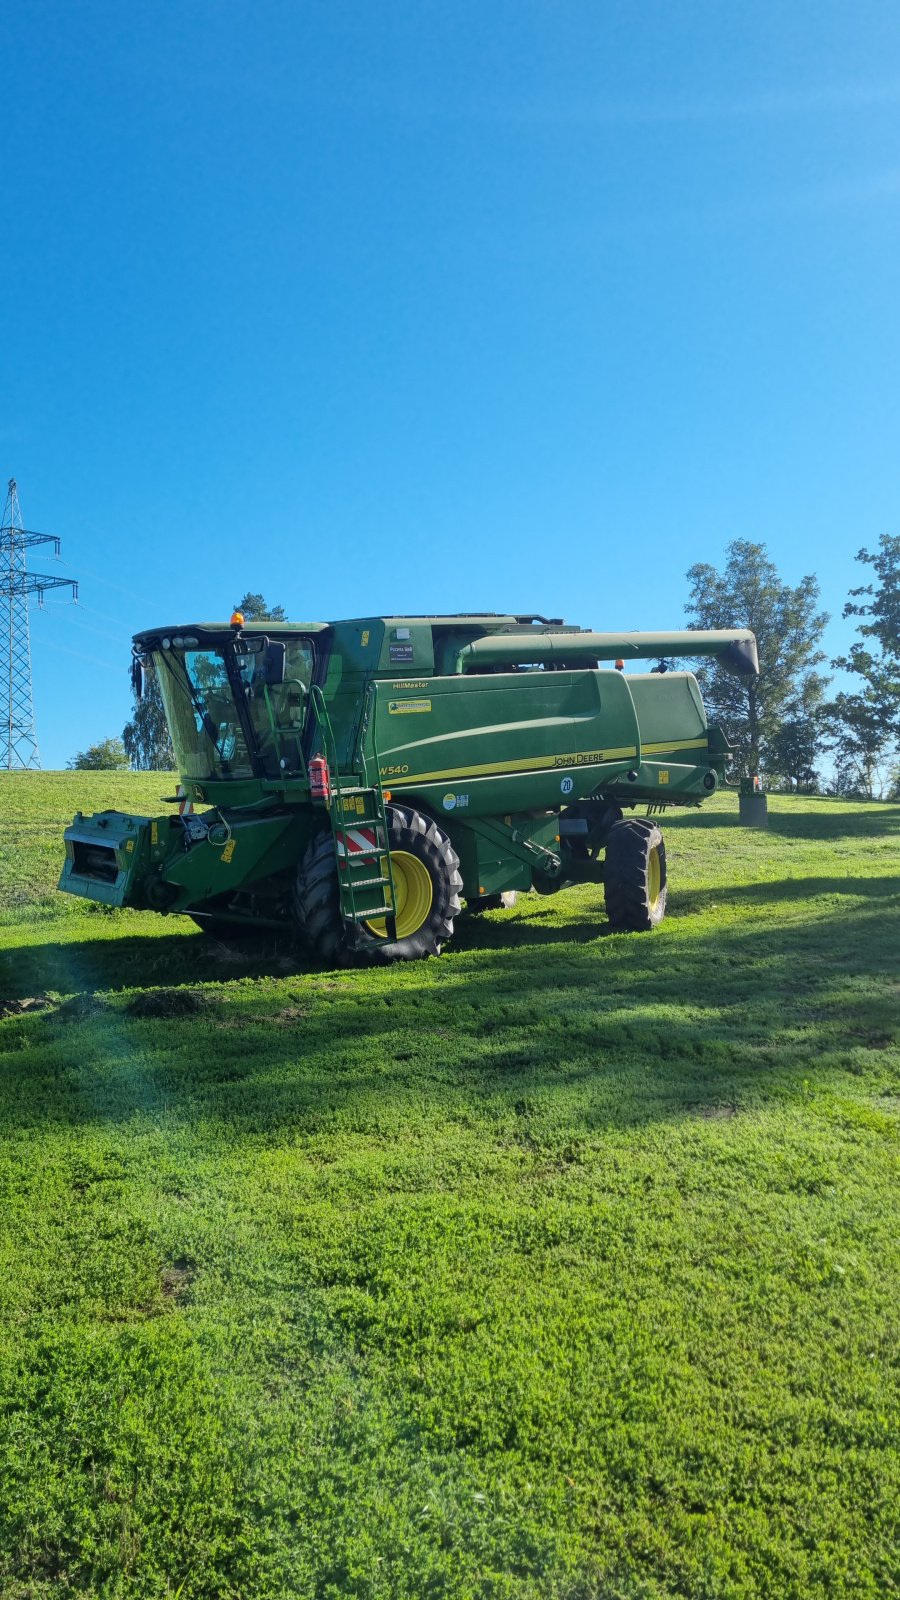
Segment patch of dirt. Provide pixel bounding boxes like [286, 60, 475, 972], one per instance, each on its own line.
[56, 992, 107, 1020]
[277, 1005, 310, 1022]
[208, 945, 255, 966]
[127, 989, 209, 1019]
[695, 1104, 738, 1120]
[161, 1257, 196, 1301]
[0, 995, 54, 1018]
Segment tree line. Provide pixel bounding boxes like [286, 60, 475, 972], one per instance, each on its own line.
[685, 535, 900, 797]
[68, 557, 900, 798]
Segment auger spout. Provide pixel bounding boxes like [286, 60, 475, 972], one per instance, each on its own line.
[452, 628, 758, 676]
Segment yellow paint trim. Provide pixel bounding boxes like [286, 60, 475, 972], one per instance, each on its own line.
[385, 747, 637, 785]
[643, 737, 708, 754]
[382, 738, 709, 788]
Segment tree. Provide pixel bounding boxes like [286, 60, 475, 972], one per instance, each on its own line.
[123, 658, 175, 771]
[820, 538, 900, 798]
[826, 534, 900, 796]
[234, 592, 287, 622]
[68, 737, 130, 771]
[842, 534, 900, 667]
[820, 680, 895, 799]
[685, 540, 829, 776]
[765, 715, 821, 793]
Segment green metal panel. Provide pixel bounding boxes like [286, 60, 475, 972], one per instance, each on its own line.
[623, 673, 708, 755]
[367, 668, 645, 817]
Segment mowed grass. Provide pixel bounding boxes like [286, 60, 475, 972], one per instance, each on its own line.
[0, 772, 898, 1600]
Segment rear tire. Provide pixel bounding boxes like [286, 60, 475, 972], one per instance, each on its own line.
[293, 806, 462, 965]
[604, 819, 667, 931]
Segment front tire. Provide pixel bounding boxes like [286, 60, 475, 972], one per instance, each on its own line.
[604, 819, 667, 931]
[293, 805, 462, 965]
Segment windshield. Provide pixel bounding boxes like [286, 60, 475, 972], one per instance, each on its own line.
[154, 639, 314, 780]
[234, 638, 315, 776]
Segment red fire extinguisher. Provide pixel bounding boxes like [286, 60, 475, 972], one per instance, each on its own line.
[309, 753, 331, 801]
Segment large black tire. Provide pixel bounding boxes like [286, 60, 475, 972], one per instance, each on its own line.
[293, 805, 462, 966]
[604, 819, 667, 931]
[466, 891, 518, 914]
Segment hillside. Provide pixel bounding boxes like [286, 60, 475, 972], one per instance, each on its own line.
[0, 773, 898, 1598]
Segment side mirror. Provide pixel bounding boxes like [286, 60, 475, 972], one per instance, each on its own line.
[130, 656, 144, 701]
[263, 642, 286, 686]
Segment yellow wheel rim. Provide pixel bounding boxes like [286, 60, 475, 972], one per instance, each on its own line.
[647, 844, 662, 912]
[365, 850, 433, 940]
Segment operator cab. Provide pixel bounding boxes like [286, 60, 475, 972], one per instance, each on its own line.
[132, 623, 320, 781]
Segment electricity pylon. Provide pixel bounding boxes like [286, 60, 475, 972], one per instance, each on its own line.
[1, 479, 77, 769]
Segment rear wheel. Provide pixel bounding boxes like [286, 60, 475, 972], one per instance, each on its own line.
[293, 806, 462, 965]
[604, 819, 667, 931]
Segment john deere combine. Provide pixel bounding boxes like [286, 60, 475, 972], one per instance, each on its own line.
[59, 612, 758, 963]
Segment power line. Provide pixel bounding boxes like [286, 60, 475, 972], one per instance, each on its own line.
[1, 478, 78, 769]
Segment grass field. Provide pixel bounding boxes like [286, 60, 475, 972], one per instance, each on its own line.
[0, 772, 898, 1600]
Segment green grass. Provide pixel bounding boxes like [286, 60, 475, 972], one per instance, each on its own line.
[1, 772, 898, 1599]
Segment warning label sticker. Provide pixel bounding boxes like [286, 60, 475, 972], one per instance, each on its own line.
[388, 699, 432, 715]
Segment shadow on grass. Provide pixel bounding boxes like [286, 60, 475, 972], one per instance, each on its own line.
[667, 801, 900, 842]
[670, 874, 900, 917]
[764, 806, 900, 841]
[5, 869, 900, 999]
[2, 889, 898, 1140]
[1, 925, 297, 1000]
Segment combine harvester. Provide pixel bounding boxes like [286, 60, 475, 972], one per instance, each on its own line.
[59, 612, 758, 963]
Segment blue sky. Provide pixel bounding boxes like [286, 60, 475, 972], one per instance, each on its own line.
[3, 0, 899, 767]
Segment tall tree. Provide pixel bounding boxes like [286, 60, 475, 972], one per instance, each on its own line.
[234, 592, 287, 622]
[685, 540, 829, 775]
[821, 535, 900, 797]
[123, 659, 175, 771]
[842, 534, 900, 668]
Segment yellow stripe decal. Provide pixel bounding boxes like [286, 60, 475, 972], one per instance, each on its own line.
[384, 738, 709, 787]
[385, 748, 637, 785]
[643, 737, 709, 755]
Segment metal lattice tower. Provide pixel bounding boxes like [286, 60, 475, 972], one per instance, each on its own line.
[1, 479, 78, 769]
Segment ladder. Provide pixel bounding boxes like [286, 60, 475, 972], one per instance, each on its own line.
[309, 685, 398, 942]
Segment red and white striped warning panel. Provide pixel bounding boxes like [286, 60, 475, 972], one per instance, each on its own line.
[176, 783, 193, 816]
[335, 827, 379, 857]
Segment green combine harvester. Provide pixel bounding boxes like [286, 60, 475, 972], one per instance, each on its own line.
[59, 612, 758, 963]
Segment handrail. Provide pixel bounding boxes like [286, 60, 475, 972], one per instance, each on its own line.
[310, 683, 397, 944]
[366, 681, 398, 941]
